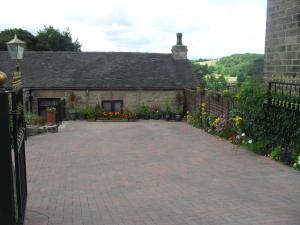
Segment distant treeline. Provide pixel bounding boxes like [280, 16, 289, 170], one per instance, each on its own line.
[192, 53, 264, 82]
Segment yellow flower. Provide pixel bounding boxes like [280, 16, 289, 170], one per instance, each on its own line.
[234, 115, 242, 125]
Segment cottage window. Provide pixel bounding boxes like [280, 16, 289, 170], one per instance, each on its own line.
[102, 100, 123, 112]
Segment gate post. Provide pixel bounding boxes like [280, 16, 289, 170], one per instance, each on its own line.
[0, 91, 17, 225]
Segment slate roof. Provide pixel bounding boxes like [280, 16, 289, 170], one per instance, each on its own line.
[0, 51, 198, 90]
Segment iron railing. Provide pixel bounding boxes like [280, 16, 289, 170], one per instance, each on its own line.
[267, 81, 300, 111]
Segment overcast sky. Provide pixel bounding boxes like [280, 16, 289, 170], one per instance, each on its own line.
[0, 0, 267, 59]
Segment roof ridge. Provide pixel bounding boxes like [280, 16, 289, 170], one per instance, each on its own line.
[8, 51, 172, 55]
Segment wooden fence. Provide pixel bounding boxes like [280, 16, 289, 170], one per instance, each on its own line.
[184, 88, 234, 117]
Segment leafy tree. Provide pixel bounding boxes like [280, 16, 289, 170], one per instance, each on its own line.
[35, 26, 81, 51]
[213, 53, 264, 79]
[205, 74, 228, 92]
[192, 63, 214, 80]
[0, 28, 37, 50]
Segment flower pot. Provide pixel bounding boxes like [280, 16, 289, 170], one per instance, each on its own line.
[143, 115, 151, 120]
[47, 111, 56, 124]
[69, 112, 77, 120]
[152, 115, 161, 120]
[174, 114, 182, 121]
[164, 113, 172, 121]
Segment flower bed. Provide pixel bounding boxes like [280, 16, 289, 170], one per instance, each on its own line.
[187, 80, 300, 171]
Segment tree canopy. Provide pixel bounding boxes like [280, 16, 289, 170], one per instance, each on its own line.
[0, 26, 81, 51]
[0, 28, 37, 50]
[191, 53, 264, 83]
[214, 53, 264, 79]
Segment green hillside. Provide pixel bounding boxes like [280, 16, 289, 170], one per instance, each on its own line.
[192, 53, 264, 83]
[214, 53, 264, 80]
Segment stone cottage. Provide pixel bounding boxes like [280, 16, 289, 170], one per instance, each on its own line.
[0, 33, 197, 118]
[264, 0, 300, 79]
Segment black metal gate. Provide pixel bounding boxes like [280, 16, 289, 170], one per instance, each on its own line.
[0, 86, 27, 225]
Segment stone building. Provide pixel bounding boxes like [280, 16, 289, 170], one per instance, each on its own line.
[264, 0, 300, 79]
[0, 33, 197, 117]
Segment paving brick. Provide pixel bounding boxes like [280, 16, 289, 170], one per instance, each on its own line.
[25, 121, 300, 225]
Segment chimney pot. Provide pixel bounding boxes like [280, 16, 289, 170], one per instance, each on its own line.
[171, 33, 188, 60]
[176, 33, 183, 45]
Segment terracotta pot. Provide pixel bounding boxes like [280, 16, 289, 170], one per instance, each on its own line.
[47, 112, 56, 124]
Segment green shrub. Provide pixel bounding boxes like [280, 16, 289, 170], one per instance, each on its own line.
[231, 80, 267, 141]
[24, 112, 44, 125]
[244, 138, 269, 155]
[137, 103, 151, 117]
[270, 146, 281, 161]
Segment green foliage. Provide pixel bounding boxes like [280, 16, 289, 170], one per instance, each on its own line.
[137, 103, 151, 117]
[191, 58, 212, 63]
[265, 106, 300, 157]
[0, 28, 37, 50]
[205, 75, 228, 92]
[213, 53, 264, 79]
[270, 146, 282, 161]
[231, 80, 267, 140]
[35, 26, 81, 51]
[0, 26, 81, 51]
[24, 112, 45, 125]
[192, 63, 214, 80]
[84, 107, 96, 120]
[243, 138, 269, 155]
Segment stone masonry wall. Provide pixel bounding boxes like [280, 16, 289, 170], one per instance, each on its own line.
[30, 89, 183, 115]
[264, 0, 300, 80]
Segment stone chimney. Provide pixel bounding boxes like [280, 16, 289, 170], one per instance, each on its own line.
[171, 33, 188, 60]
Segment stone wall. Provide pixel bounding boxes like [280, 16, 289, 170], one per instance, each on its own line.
[29, 89, 183, 115]
[264, 0, 300, 79]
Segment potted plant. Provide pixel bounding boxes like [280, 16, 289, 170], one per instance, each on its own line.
[174, 108, 183, 121]
[151, 104, 161, 120]
[69, 108, 79, 120]
[164, 103, 172, 121]
[47, 107, 56, 124]
[137, 103, 151, 120]
[128, 112, 137, 122]
[86, 108, 96, 121]
[95, 106, 104, 120]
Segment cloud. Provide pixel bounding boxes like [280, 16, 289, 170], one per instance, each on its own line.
[0, 0, 267, 59]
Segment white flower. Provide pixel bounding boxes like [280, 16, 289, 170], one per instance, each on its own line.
[207, 129, 211, 133]
[241, 133, 245, 137]
[294, 163, 298, 167]
[248, 140, 253, 144]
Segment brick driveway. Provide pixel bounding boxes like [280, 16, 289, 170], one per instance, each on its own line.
[25, 121, 300, 225]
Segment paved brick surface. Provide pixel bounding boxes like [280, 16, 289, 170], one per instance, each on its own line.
[25, 121, 300, 225]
